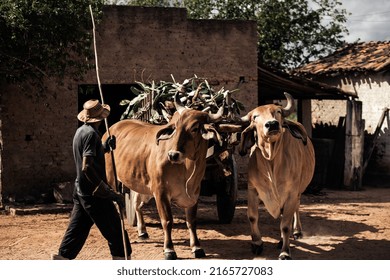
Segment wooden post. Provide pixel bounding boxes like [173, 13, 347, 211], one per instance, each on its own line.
[298, 99, 312, 138]
[344, 100, 364, 190]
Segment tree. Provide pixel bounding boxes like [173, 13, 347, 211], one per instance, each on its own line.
[120, 0, 349, 70]
[0, 0, 104, 85]
[253, 0, 349, 69]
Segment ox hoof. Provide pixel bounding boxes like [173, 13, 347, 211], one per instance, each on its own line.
[138, 233, 149, 240]
[278, 252, 292, 260]
[164, 251, 177, 260]
[251, 242, 264, 255]
[193, 248, 206, 259]
[293, 232, 302, 240]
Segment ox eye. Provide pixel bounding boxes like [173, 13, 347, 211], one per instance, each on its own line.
[191, 127, 199, 133]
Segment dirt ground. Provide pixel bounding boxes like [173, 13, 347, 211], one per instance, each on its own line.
[0, 186, 389, 260]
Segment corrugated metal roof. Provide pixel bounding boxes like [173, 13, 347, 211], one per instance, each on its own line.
[295, 41, 390, 75]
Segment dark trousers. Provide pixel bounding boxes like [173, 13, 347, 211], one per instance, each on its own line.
[58, 192, 131, 259]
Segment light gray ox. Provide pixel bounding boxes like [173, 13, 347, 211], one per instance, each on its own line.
[103, 93, 223, 260]
[238, 93, 315, 260]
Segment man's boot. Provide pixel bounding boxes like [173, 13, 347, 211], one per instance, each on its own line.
[51, 254, 69, 260]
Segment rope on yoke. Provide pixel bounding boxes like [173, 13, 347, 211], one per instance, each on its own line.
[89, 5, 128, 260]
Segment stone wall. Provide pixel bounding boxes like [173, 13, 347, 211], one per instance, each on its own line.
[0, 6, 258, 199]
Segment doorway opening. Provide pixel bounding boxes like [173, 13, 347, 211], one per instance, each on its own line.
[78, 84, 136, 132]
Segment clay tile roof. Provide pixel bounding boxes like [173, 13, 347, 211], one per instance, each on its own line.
[295, 41, 390, 75]
[259, 64, 357, 101]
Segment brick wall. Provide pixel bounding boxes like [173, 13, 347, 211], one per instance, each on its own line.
[0, 6, 258, 199]
[84, 6, 257, 106]
[0, 82, 77, 198]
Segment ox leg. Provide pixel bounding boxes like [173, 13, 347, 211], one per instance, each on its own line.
[292, 212, 303, 240]
[185, 203, 205, 258]
[247, 187, 264, 255]
[278, 200, 298, 260]
[133, 193, 149, 240]
[154, 193, 177, 260]
[292, 199, 303, 240]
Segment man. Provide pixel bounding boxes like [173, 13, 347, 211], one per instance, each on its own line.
[52, 99, 131, 260]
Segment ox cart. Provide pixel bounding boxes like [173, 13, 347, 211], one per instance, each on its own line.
[121, 76, 244, 224]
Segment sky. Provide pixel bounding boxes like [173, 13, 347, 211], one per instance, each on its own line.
[340, 0, 390, 42]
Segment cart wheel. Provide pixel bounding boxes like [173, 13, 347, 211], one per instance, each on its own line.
[216, 155, 238, 224]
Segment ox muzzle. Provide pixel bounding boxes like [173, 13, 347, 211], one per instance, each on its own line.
[168, 150, 183, 163]
[265, 120, 280, 135]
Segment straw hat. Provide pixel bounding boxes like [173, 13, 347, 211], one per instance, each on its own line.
[77, 99, 110, 123]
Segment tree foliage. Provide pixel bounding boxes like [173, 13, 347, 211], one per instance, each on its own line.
[0, 0, 103, 85]
[119, 0, 349, 70]
[253, 0, 349, 69]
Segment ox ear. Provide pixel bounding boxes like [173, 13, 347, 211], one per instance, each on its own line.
[156, 125, 175, 145]
[201, 124, 223, 146]
[239, 124, 255, 156]
[283, 119, 308, 145]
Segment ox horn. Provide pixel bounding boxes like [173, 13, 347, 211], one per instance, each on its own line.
[208, 103, 224, 122]
[282, 92, 295, 117]
[239, 110, 252, 125]
[174, 92, 187, 115]
[240, 114, 250, 123]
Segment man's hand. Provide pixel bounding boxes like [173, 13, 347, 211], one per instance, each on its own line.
[103, 135, 116, 152]
[93, 181, 125, 208]
[110, 191, 125, 209]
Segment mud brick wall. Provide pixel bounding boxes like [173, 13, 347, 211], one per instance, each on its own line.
[0, 82, 78, 199]
[0, 6, 258, 198]
[84, 6, 257, 108]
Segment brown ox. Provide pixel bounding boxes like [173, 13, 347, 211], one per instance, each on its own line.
[239, 93, 315, 260]
[103, 94, 223, 260]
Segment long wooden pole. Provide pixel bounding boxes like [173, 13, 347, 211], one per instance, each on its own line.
[89, 5, 128, 260]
